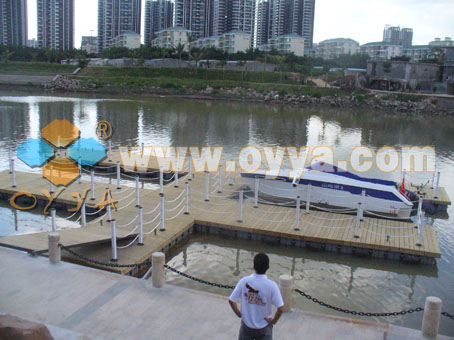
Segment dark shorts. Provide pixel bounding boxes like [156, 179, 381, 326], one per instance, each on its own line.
[238, 321, 273, 340]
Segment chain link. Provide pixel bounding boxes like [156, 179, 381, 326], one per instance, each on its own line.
[442, 311, 454, 320]
[165, 264, 235, 290]
[60, 245, 150, 269]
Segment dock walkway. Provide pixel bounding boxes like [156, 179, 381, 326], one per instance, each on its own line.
[1, 247, 452, 340]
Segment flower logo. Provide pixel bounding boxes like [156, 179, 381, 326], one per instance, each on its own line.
[16, 120, 107, 186]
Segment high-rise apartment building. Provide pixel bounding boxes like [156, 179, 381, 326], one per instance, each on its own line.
[0, 0, 28, 46]
[383, 26, 413, 48]
[255, 0, 271, 46]
[173, 0, 209, 39]
[37, 0, 74, 50]
[144, 0, 173, 45]
[98, 0, 142, 51]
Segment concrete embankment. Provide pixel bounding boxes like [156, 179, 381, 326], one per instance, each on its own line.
[0, 247, 452, 340]
[0, 74, 54, 86]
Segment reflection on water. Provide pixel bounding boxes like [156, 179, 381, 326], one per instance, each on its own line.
[0, 91, 453, 336]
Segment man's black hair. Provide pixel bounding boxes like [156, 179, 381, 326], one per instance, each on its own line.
[254, 253, 269, 274]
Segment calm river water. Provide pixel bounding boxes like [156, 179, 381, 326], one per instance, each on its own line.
[0, 90, 452, 335]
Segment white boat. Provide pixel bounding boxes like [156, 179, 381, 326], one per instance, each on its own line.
[241, 162, 413, 218]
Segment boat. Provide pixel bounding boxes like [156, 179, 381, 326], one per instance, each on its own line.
[240, 162, 414, 218]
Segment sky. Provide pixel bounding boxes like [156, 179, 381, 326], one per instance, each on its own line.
[27, 0, 454, 48]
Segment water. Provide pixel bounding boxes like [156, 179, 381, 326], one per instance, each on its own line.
[0, 90, 453, 335]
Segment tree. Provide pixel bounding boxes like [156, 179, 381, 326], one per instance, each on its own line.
[218, 58, 228, 80]
[0, 48, 13, 64]
[173, 42, 186, 67]
[189, 48, 204, 73]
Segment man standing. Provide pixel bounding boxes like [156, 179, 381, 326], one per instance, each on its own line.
[229, 253, 284, 340]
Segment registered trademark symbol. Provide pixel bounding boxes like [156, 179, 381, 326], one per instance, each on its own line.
[95, 121, 113, 140]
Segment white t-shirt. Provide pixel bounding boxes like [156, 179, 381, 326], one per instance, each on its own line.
[229, 273, 284, 329]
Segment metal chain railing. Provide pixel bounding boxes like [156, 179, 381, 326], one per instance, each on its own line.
[165, 264, 235, 290]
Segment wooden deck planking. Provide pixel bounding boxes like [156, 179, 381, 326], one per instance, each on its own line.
[0, 169, 442, 275]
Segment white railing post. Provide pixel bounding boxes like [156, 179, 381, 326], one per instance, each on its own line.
[434, 172, 440, 198]
[141, 143, 145, 166]
[205, 171, 210, 202]
[421, 296, 442, 339]
[107, 203, 112, 221]
[217, 166, 222, 193]
[51, 208, 56, 232]
[229, 172, 234, 186]
[78, 164, 82, 184]
[90, 169, 95, 200]
[108, 140, 112, 162]
[174, 170, 179, 188]
[354, 203, 362, 238]
[431, 172, 435, 189]
[188, 155, 193, 181]
[116, 161, 121, 189]
[159, 168, 164, 194]
[305, 184, 311, 214]
[416, 198, 423, 246]
[254, 177, 259, 208]
[11, 159, 16, 188]
[138, 206, 144, 246]
[295, 196, 301, 231]
[8, 150, 12, 174]
[184, 181, 190, 215]
[110, 219, 117, 262]
[50, 182, 54, 194]
[81, 200, 87, 227]
[135, 176, 140, 206]
[160, 193, 165, 231]
[360, 189, 366, 221]
[238, 189, 243, 223]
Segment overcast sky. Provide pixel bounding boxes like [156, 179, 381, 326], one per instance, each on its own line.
[28, 0, 454, 48]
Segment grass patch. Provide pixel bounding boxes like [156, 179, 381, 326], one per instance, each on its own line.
[0, 61, 77, 75]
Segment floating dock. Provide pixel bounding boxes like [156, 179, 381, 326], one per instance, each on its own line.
[0, 166, 443, 275]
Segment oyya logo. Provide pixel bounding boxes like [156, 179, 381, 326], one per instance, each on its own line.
[16, 119, 106, 186]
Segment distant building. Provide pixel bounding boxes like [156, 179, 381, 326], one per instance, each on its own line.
[152, 26, 191, 50]
[429, 37, 454, 47]
[191, 36, 219, 49]
[98, 0, 142, 52]
[173, 0, 211, 39]
[402, 45, 432, 62]
[144, 0, 173, 45]
[111, 32, 141, 49]
[383, 25, 413, 48]
[258, 33, 304, 56]
[37, 0, 74, 50]
[218, 31, 251, 53]
[27, 38, 38, 48]
[0, 0, 28, 46]
[81, 36, 97, 54]
[254, 0, 271, 47]
[360, 42, 402, 60]
[317, 38, 359, 59]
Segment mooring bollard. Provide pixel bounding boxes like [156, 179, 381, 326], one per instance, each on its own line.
[107, 203, 112, 221]
[160, 193, 165, 231]
[108, 140, 112, 162]
[78, 164, 82, 184]
[152, 252, 165, 288]
[138, 206, 144, 246]
[159, 168, 164, 194]
[354, 202, 362, 238]
[217, 166, 222, 193]
[11, 159, 16, 188]
[434, 172, 440, 198]
[116, 161, 121, 189]
[305, 184, 311, 214]
[135, 176, 140, 206]
[110, 219, 117, 261]
[421, 296, 442, 338]
[238, 189, 243, 223]
[205, 171, 210, 201]
[295, 196, 301, 231]
[254, 177, 259, 208]
[48, 232, 61, 264]
[184, 182, 190, 215]
[188, 155, 193, 181]
[51, 208, 56, 232]
[279, 274, 294, 313]
[81, 200, 87, 227]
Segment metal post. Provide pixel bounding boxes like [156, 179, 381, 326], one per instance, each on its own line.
[174, 170, 179, 188]
[295, 196, 301, 231]
[360, 189, 366, 221]
[51, 208, 56, 232]
[135, 176, 140, 206]
[141, 143, 145, 166]
[160, 193, 165, 231]
[11, 159, 16, 188]
[81, 200, 87, 227]
[254, 177, 259, 208]
[205, 171, 210, 202]
[434, 172, 440, 198]
[416, 198, 423, 246]
[238, 189, 243, 223]
[111, 219, 118, 262]
[90, 169, 95, 200]
[50, 182, 54, 194]
[107, 203, 112, 221]
[217, 166, 222, 193]
[305, 184, 311, 214]
[138, 206, 144, 246]
[8, 150, 12, 174]
[184, 182, 189, 215]
[116, 161, 121, 189]
[354, 203, 361, 238]
[188, 155, 193, 181]
[431, 172, 435, 189]
[159, 168, 164, 194]
[108, 140, 112, 162]
[229, 172, 234, 186]
[78, 164, 82, 184]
